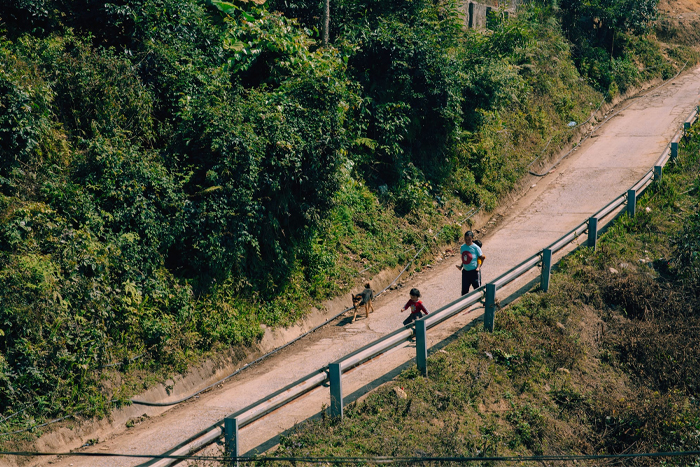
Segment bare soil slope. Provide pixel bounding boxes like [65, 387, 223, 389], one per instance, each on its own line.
[657, 0, 700, 45]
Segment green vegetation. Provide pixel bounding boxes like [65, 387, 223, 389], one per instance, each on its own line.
[559, 0, 692, 98]
[0, 0, 695, 442]
[270, 124, 700, 464]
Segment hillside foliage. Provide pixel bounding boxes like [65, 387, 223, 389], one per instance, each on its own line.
[0, 0, 695, 439]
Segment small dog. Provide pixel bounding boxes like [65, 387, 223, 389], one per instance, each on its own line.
[350, 283, 375, 323]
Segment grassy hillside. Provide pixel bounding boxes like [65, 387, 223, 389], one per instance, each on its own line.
[270, 119, 700, 465]
[0, 0, 696, 442]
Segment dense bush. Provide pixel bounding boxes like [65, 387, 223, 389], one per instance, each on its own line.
[558, 0, 661, 93]
[24, 35, 156, 143]
[165, 2, 360, 292]
[674, 210, 700, 291]
[0, 45, 57, 197]
[0, 0, 360, 426]
[559, 0, 658, 49]
[341, 2, 466, 185]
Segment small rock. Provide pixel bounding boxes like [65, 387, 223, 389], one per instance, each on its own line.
[556, 322, 566, 330]
[394, 387, 407, 399]
[609, 267, 619, 274]
[645, 207, 652, 212]
[557, 368, 570, 374]
[619, 262, 630, 269]
[484, 351, 493, 360]
[439, 349, 449, 355]
[531, 184, 537, 188]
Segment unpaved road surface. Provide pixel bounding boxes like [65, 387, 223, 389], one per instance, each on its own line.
[19, 67, 700, 467]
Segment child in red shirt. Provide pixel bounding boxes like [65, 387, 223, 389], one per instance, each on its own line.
[400, 288, 429, 326]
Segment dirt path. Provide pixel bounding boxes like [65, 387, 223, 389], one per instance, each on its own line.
[16, 67, 700, 467]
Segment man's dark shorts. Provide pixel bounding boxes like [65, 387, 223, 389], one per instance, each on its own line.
[461, 268, 480, 295]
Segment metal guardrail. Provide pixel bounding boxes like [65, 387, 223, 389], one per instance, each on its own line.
[149, 105, 699, 467]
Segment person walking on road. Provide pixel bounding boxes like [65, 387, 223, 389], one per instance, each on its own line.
[456, 230, 485, 295]
[400, 288, 429, 326]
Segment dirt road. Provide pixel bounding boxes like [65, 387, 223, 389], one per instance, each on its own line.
[17, 67, 700, 467]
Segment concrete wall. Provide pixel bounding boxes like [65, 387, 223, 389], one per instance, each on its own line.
[461, 1, 518, 30]
[468, 2, 492, 29]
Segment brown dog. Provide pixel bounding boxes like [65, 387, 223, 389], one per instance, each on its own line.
[350, 283, 375, 323]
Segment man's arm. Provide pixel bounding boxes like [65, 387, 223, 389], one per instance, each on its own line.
[476, 255, 485, 270]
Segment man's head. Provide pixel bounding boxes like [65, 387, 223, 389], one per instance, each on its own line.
[464, 230, 474, 245]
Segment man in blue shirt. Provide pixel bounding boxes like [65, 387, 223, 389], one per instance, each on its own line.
[456, 230, 485, 295]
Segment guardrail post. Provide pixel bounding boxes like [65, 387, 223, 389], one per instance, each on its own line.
[627, 189, 636, 218]
[671, 141, 678, 161]
[654, 165, 663, 182]
[329, 363, 343, 419]
[587, 217, 598, 250]
[540, 248, 552, 293]
[684, 121, 691, 133]
[484, 283, 496, 332]
[224, 416, 239, 467]
[415, 319, 427, 377]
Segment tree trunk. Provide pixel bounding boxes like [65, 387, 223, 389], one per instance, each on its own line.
[322, 0, 330, 47]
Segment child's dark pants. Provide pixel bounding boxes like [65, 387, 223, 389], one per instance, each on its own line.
[403, 313, 422, 326]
